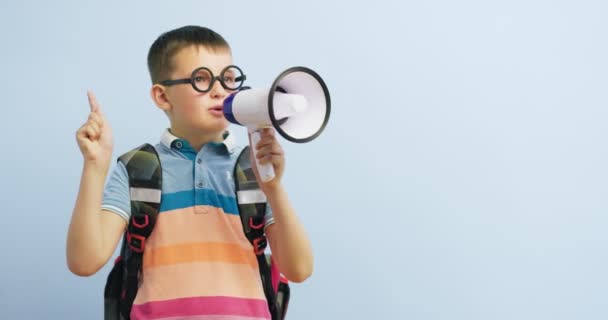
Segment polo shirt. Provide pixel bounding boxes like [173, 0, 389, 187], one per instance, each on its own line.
[102, 129, 274, 320]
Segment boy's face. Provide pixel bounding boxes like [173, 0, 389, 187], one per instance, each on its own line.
[161, 45, 235, 138]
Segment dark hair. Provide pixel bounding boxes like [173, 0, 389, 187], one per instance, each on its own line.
[147, 25, 231, 84]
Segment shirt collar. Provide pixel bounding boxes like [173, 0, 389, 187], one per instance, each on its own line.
[160, 129, 236, 154]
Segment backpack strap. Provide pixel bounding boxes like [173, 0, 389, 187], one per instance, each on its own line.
[234, 146, 287, 320]
[118, 143, 162, 319]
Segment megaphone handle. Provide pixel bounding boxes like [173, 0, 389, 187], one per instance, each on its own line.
[249, 128, 276, 183]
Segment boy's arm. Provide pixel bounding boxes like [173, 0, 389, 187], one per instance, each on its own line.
[66, 91, 126, 276]
[67, 164, 127, 276]
[264, 184, 314, 283]
[249, 128, 314, 283]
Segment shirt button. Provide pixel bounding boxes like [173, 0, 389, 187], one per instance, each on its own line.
[195, 207, 209, 214]
[197, 158, 202, 164]
[175, 141, 183, 149]
[197, 182, 203, 188]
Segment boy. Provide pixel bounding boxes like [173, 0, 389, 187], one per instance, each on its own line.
[66, 25, 313, 319]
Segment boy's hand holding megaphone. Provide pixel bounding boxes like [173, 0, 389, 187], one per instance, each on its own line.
[248, 127, 285, 189]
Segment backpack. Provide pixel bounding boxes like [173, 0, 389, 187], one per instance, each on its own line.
[103, 143, 290, 320]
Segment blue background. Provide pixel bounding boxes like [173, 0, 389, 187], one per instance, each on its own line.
[1, 1, 607, 319]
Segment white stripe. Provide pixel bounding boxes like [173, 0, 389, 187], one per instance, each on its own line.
[237, 189, 267, 204]
[130, 187, 161, 203]
[101, 205, 129, 222]
[264, 217, 276, 230]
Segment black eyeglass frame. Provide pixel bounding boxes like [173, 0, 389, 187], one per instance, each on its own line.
[158, 65, 247, 93]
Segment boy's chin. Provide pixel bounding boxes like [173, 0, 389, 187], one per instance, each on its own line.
[199, 121, 229, 134]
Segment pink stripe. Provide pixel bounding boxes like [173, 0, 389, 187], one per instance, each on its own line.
[158, 316, 268, 320]
[131, 296, 270, 319]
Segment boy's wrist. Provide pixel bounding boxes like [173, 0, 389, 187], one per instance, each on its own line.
[83, 160, 110, 177]
[261, 181, 284, 199]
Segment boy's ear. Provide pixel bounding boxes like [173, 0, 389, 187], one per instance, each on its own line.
[151, 84, 171, 112]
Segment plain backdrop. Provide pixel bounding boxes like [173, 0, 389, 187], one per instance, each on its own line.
[0, 1, 607, 319]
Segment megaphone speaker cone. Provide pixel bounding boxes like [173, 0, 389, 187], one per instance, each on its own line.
[269, 66, 331, 143]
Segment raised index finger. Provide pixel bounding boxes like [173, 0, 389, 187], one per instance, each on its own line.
[87, 90, 100, 113]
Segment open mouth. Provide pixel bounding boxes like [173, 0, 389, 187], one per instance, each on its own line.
[209, 105, 224, 112]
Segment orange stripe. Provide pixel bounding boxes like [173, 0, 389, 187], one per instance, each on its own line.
[143, 242, 258, 269]
[147, 206, 249, 249]
[134, 262, 264, 304]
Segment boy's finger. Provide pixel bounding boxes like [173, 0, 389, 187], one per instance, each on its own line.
[261, 128, 275, 137]
[256, 145, 273, 158]
[87, 90, 100, 113]
[256, 132, 276, 145]
[86, 126, 98, 140]
[256, 138, 273, 150]
[258, 154, 274, 165]
[76, 124, 89, 140]
[271, 143, 284, 155]
[89, 112, 104, 128]
[89, 121, 100, 135]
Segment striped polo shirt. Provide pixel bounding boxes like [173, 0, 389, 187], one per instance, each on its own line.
[102, 129, 274, 320]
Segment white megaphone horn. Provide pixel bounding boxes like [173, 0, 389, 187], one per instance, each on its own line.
[223, 66, 331, 182]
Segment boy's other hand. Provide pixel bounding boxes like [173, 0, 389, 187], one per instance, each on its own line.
[249, 128, 285, 190]
[76, 91, 114, 169]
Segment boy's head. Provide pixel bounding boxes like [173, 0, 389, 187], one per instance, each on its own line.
[147, 25, 231, 85]
[148, 26, 242, 147]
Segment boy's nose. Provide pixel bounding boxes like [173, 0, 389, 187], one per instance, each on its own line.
[209, 79, 227, 99]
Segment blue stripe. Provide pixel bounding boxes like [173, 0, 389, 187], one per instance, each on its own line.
[160, 189, 238, 215]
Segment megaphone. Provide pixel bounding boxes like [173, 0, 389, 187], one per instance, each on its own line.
[223, 66, 331, 182]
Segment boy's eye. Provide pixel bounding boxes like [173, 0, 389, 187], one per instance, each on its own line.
[193, 70, 212, 83]
[220, 66, 245, 90]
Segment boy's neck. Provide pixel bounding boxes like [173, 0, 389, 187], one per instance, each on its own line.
[169, 128, 224, 152]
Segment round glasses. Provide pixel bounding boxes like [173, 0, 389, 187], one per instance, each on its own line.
[158, 65, 246, 93]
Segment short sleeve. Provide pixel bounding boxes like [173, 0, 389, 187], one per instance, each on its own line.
[101, 161, 131, 222]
